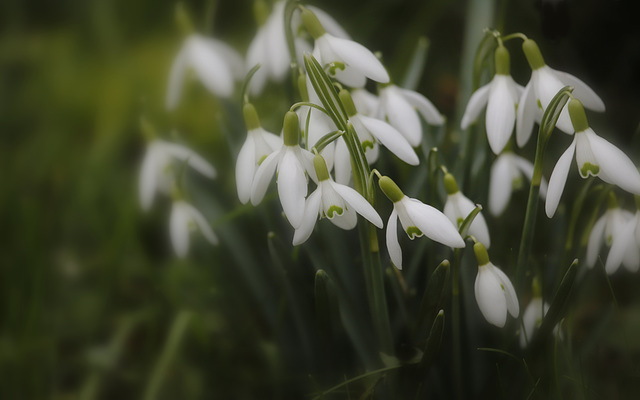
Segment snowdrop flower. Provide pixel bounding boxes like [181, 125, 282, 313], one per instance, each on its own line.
[350, 88, 379, 117]
[251, 111, 318, 228]
[166, 34, 243, 110]
[139, 138, 216, 211]
[170, 200, 218, 258]
[376, 84, 444, 147]
[292, 155, 383, 245]
[473, 242, 519, 328]
[379, 176, 465, 270]
[488, 151, 548, 216]
[443, 173, 490, 247]
[236, 103, 283, 204]
[545, 99, 640, 218]
[516, 38, 604, 147]
[302, 8, 389, 88]
[586, 192, 634, 270]
[461, 46, 524, 154]
[606, 203, 640, 274]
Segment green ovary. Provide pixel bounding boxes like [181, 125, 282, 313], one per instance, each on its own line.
[580, 162, 600, 177]
[326, 205, 344, 218]
[406, 226, 423, 239]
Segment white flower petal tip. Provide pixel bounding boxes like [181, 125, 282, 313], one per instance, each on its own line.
[444, 192, 490, 248]
[170, 201, 218, 258]
[519, 298, 550, 348]
[236, 128, 283, 204]
[474, 263, 519, 328]
[488, 152, 544, 217]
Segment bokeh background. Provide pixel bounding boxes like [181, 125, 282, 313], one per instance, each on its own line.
[2, 0, 640, 398]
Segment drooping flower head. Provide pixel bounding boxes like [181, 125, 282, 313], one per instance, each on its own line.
[379, 176, 465, 269]
[461, 46, 523, 155]
[545, 99, 640, 217]
[606, 196, 640, 274]
[443, 173, 490, 247]
[293, 155, 383, 245]
[170, 199, 218, 258]
[473, 242, 519, 328]
[520, 278, 550, 348]
[586, 192, 634, 270]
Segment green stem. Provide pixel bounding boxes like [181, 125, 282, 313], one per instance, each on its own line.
[452, 248, 464, 400]
[311, 364, 403, 399]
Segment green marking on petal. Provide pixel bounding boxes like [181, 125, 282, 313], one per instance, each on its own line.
[258, 155, 268, 165]
[606, 234, 613, 246]
[500, 283, 505, 291]
[329, 62, 346, 75]
[362, 140, 374, 151]
[512, 176, 523, 190]
[580, 162, 600, 177]
[326, 205, 344, 218]
[537, 99, 543, 110]
[406, 226, 423, 239]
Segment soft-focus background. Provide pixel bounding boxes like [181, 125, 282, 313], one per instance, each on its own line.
[2, 0, 640, 398]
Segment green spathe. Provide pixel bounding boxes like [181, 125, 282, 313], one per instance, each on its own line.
[301, 8, 326, 39]
[243, 103, 261, 131]
[283, 111, 300, 146]
[379, 176, 405, 203]
[522, 39, 545, 70]
[568, 99, 589, 133]
[474, 242, 490, 266]
[313, 154, 330, 181]
[494, 46, 510, 76]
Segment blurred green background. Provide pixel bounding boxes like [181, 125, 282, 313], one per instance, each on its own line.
[2, 0, 640, 398]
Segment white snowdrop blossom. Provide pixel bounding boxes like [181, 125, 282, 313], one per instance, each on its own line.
[292, 155, 383, 245]
[302, 8, 389, 88]
[170, 200, 218, 258]
[489, 152, 547, 216]
[377, 84, 444, 147]
[586, 193, 634, 270]
[236, 103, 283, 204]
[606, 208, 640, 274]
[461, 46, 524, 154]
[473, 243, 519, 328]
[520, 297, 549, 348]
[545, 99, 640, 218]
[516, 39, 605, 147]
[350, 88, 379, 117]
[379, 176, 465, 270]
[442, 173, 490, 247]
[166, 34, 243, 110]
[251, 111, 318, 229]
[139, 139, 216, 211]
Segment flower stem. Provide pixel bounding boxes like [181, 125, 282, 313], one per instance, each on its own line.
[452, 248, 464, 400]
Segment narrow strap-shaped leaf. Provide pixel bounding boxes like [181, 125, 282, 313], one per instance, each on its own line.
[240, 63, 262, 105]
[416, 259, 449, 339]
[401, 36, 430, 91]
[540, 86, 574, 145]
[459, 204, 483, 239]
[472, 31, 498, 90]
[419, 310, 445, 372]
[312, 130, 343, 153]
[537, 259, 578, 342]
[304, 54, 349, 131]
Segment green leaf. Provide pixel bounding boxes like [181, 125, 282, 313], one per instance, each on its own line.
[537, 259, 578, 341]
[540, 86, 574, 144]
[472, 31, 498, 90]
[240, 63, 262, 105]
[419, 310, 445, 372]
[303, 54, 349, 131]
[459, 204, 483, 239]
[401, 36, 430, 91]
[312, 130, 344, 153]
[416, 259, 449, 340]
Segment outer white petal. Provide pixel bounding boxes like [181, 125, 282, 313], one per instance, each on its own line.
[184, 202, 218, 245]
[386, 209, 403, 269]
[488, 154, 513, 216]
[587, 214, 607, 268]
[170, 202, 190, 258]
[475, 265, 508, 327]
[534, 67, 573, 134]
[462, 195, 491, 248]
[545, 140, 576, 218]
[296, 147, 319, 183]
[486, 76, 516, 155]
[208, 40, 244, 80]
[382, 89, 422, 147]
[292, 189, 322, 246]
[330, 181, 383, 228]
[166, 47, 189, 110]
[351, 88, 379, 116]
[235, 136, 256, 204]
[329, 206, 358, 230]
[307, 6, 351, 39]
[187, 36, 234, 98]
[264, 1, 289, 80]
[520, 298, 545, 348]
[460, 83, 490, 130]
[325, 34, 390, 83]
[359, 115, 419, 165]
[397, 87, 444, 126]
[606, 216, 637, 274]
[586, 130, 640, 195]
[516, 81, 537, 147]
[551, 68, 605, 112]
[512, 155, 548, 199]
[250, 150, 281, 205]
[278, 149, 308, 228]
[490, 265, 519, 317]
[246, 29, 269, 95]
[334, 138, 352, 185]
[162, 142, 216, 179]
[139, 144, 160, 211]
[405, 199, 465, 248]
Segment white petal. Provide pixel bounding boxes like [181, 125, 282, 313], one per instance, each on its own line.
[546, 140, 576, 218]
[292, 189, 322, 246]
[170, 202, 190, 258]
[460, 83, 490, 130]
[334, 138, 352, 185]
[139, 144, 160, 211]
[586, 130, 640, 195]
[296, 147, 319, 183]
[552, 68, 605, 112]
[209, 40, 244, 80]
[331, 181, 383, 228]
[490, 265, 519, 317]
[264, 1, 289, 80]
[606, 217, 636, 274]
[351, 88, 379, 117]
[359, 115, 419, 165]
[325, 34, 390, 83]
[187, 36, 234, 98]
[405, 199, 465, 248]
[397, 87, 444, 126]
[486, 77, 516, 155]
[330, 206, 358, 230]
[534, 67, 573, 134]
[307, 6, 351, 39]
[512, 155, 547, 199]
[516, 81, 538, 147]
[386, 209, 403, 269]
[488, 154, 513, 216]
[278, 149, 308, 228]
[246, 29, 269, 95]
[184, 202, 218, 245]
[235, 136, 256, 204]
[166, 47, 188, 110]
[520, 298, 544, 347]
[587, 214, 607, 268]
[162, 142, 216, 179]
[250, 150, 281, 205]
[475, 265, 508, 327]
[382, 88, 422, 147]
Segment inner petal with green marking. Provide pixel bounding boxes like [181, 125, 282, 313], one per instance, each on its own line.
[406, 226, 423, 239]
[362, 140, 374, 151]
[326, 205, 344, 218]
[580, 162, 600, 177]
